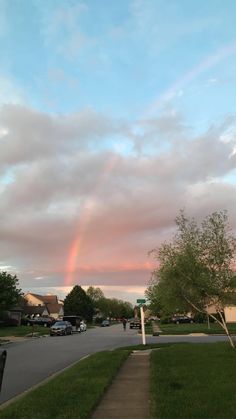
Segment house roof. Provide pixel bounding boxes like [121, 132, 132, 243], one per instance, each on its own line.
[23, 306, 49, 316]
[46, 303, 63, 315]
[26, 293, 58, 304]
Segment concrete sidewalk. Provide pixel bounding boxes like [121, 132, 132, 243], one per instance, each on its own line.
[91, 350, 151, 419]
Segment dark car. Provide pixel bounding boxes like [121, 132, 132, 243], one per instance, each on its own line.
[101, 320, 110, 327]
[21, 317, 34, 326]
[22, 317, 55, 327]
[172, 316, 194, 324]
[34, 317, 55, 327]
[50, 321, 73, 336]
[129, 318, 141, 329]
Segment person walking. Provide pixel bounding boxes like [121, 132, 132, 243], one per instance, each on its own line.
[122, 317, 127, 331]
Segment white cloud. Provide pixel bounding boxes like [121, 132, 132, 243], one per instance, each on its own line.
[1, 104, 236, 293]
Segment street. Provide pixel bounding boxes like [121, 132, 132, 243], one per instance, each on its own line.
[0, 324, 229, 405]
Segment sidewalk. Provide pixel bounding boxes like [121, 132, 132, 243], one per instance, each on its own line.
[91, 350, 151, 419]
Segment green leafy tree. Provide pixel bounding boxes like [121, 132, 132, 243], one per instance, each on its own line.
[64, 285, 94, 321]
[145, 283, 168, 318]
[86, 286, 104, 302]
[148, 210, 236, 348]
[96, 297, 133, 319]
[0, 271, 22, 317]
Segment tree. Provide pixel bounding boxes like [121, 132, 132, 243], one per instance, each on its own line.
[95, 297, 133, 319]
[0, 271, 22, 317]
[147, 210, 236, 348]
[86, 286, 104, 302]
[64, 285, 94, 321]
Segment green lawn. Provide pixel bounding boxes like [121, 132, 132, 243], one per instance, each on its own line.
[159, 322, 236, 335]
[0, 350, 130, 419]
[0, 325, 50, 338]
[144, 321, 236, 336]
[150, 342, 236, 419]
[1, 342, 236, 418]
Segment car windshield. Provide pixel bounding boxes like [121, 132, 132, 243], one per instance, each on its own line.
[54, 322, 65, 326]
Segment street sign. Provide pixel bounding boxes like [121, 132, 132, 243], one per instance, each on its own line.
[137, 299, 146, 304]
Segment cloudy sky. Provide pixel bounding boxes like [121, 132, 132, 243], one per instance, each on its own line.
[1, 0, 236, 304]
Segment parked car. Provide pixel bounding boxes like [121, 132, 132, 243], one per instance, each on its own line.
[101, 320, 110, 327]
[21, 316, 55, 327]
[129, 318, 141, 329]
[34, 317, 55, 327]
[80, 321, 87, 332]
[172, 316, 194, 324]
[63, 316, 82, 332]
[50, 321, 73, 336]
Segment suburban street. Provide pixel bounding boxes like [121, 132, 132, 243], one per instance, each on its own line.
[0, 324, 229, 405]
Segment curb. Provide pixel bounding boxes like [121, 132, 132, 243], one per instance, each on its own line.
[0, 334, 49, 346]
[0, 354, 91, 410]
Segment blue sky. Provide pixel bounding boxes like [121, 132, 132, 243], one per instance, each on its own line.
[1, 0, 236, 303]
[2, 0, 236, 122]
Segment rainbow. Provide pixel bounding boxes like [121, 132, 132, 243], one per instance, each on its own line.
[145, 41, 236, 117]
[64, 153, 119, 286]
[64, 41, 236, 286]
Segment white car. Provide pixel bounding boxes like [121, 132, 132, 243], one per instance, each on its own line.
[80, 321, 87, 332]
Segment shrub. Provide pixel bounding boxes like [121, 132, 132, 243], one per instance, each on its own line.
[160, 316, 172, 324]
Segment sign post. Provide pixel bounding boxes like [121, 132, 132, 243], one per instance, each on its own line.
[137, 299, 146, 346]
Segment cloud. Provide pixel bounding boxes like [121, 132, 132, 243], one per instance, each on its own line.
[1, 104, 236, 294]
[0, 105, 123, 167]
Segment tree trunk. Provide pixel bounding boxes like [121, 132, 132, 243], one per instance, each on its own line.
[182, 295, 236, 349]
[218, 311, 236, 349]
[207, 314, 210, 330]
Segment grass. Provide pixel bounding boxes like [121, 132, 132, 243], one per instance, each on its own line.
[150, 342, 236, 419]
[118, 343, 171, 351]
[0, 325, 50, 338]
[0, 350, 130, 419]
[142, 321, 236, 335]
[159, 322, 236, 335]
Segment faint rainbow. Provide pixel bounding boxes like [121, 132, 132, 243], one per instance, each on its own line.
[64, 153, 119, 286]
[64, 41, 236, 286]
[145, 41, 236, 117]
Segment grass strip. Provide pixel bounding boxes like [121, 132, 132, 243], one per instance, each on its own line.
[0, 326, 50, 337]
[0, 350, 130, 419]
[159, 322, 236, 335]
[119, 343, 171, 351]
[150, 342, 236, 418]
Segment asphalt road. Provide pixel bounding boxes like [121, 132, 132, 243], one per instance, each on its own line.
[0, 324, 229, 405]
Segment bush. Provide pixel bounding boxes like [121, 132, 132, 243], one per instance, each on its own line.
[209, 312, 225, 323]
[193, 313, 207, 323]
[160, 316, 172, 324]
[2, 318, 19, 327]
[94, 317, 103, 325]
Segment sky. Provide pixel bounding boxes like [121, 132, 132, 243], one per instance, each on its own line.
[1, 0, 236, 304]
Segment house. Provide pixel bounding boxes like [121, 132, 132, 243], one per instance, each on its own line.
[3, 307, 23, 326]
[206, 300, 236, 323]
[24, 293, 58, 306]
[45, 303, 64, 319]
[224, 306, 236, 323]
[23, 305, 50, 317]
[24, 293, 64, 319]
